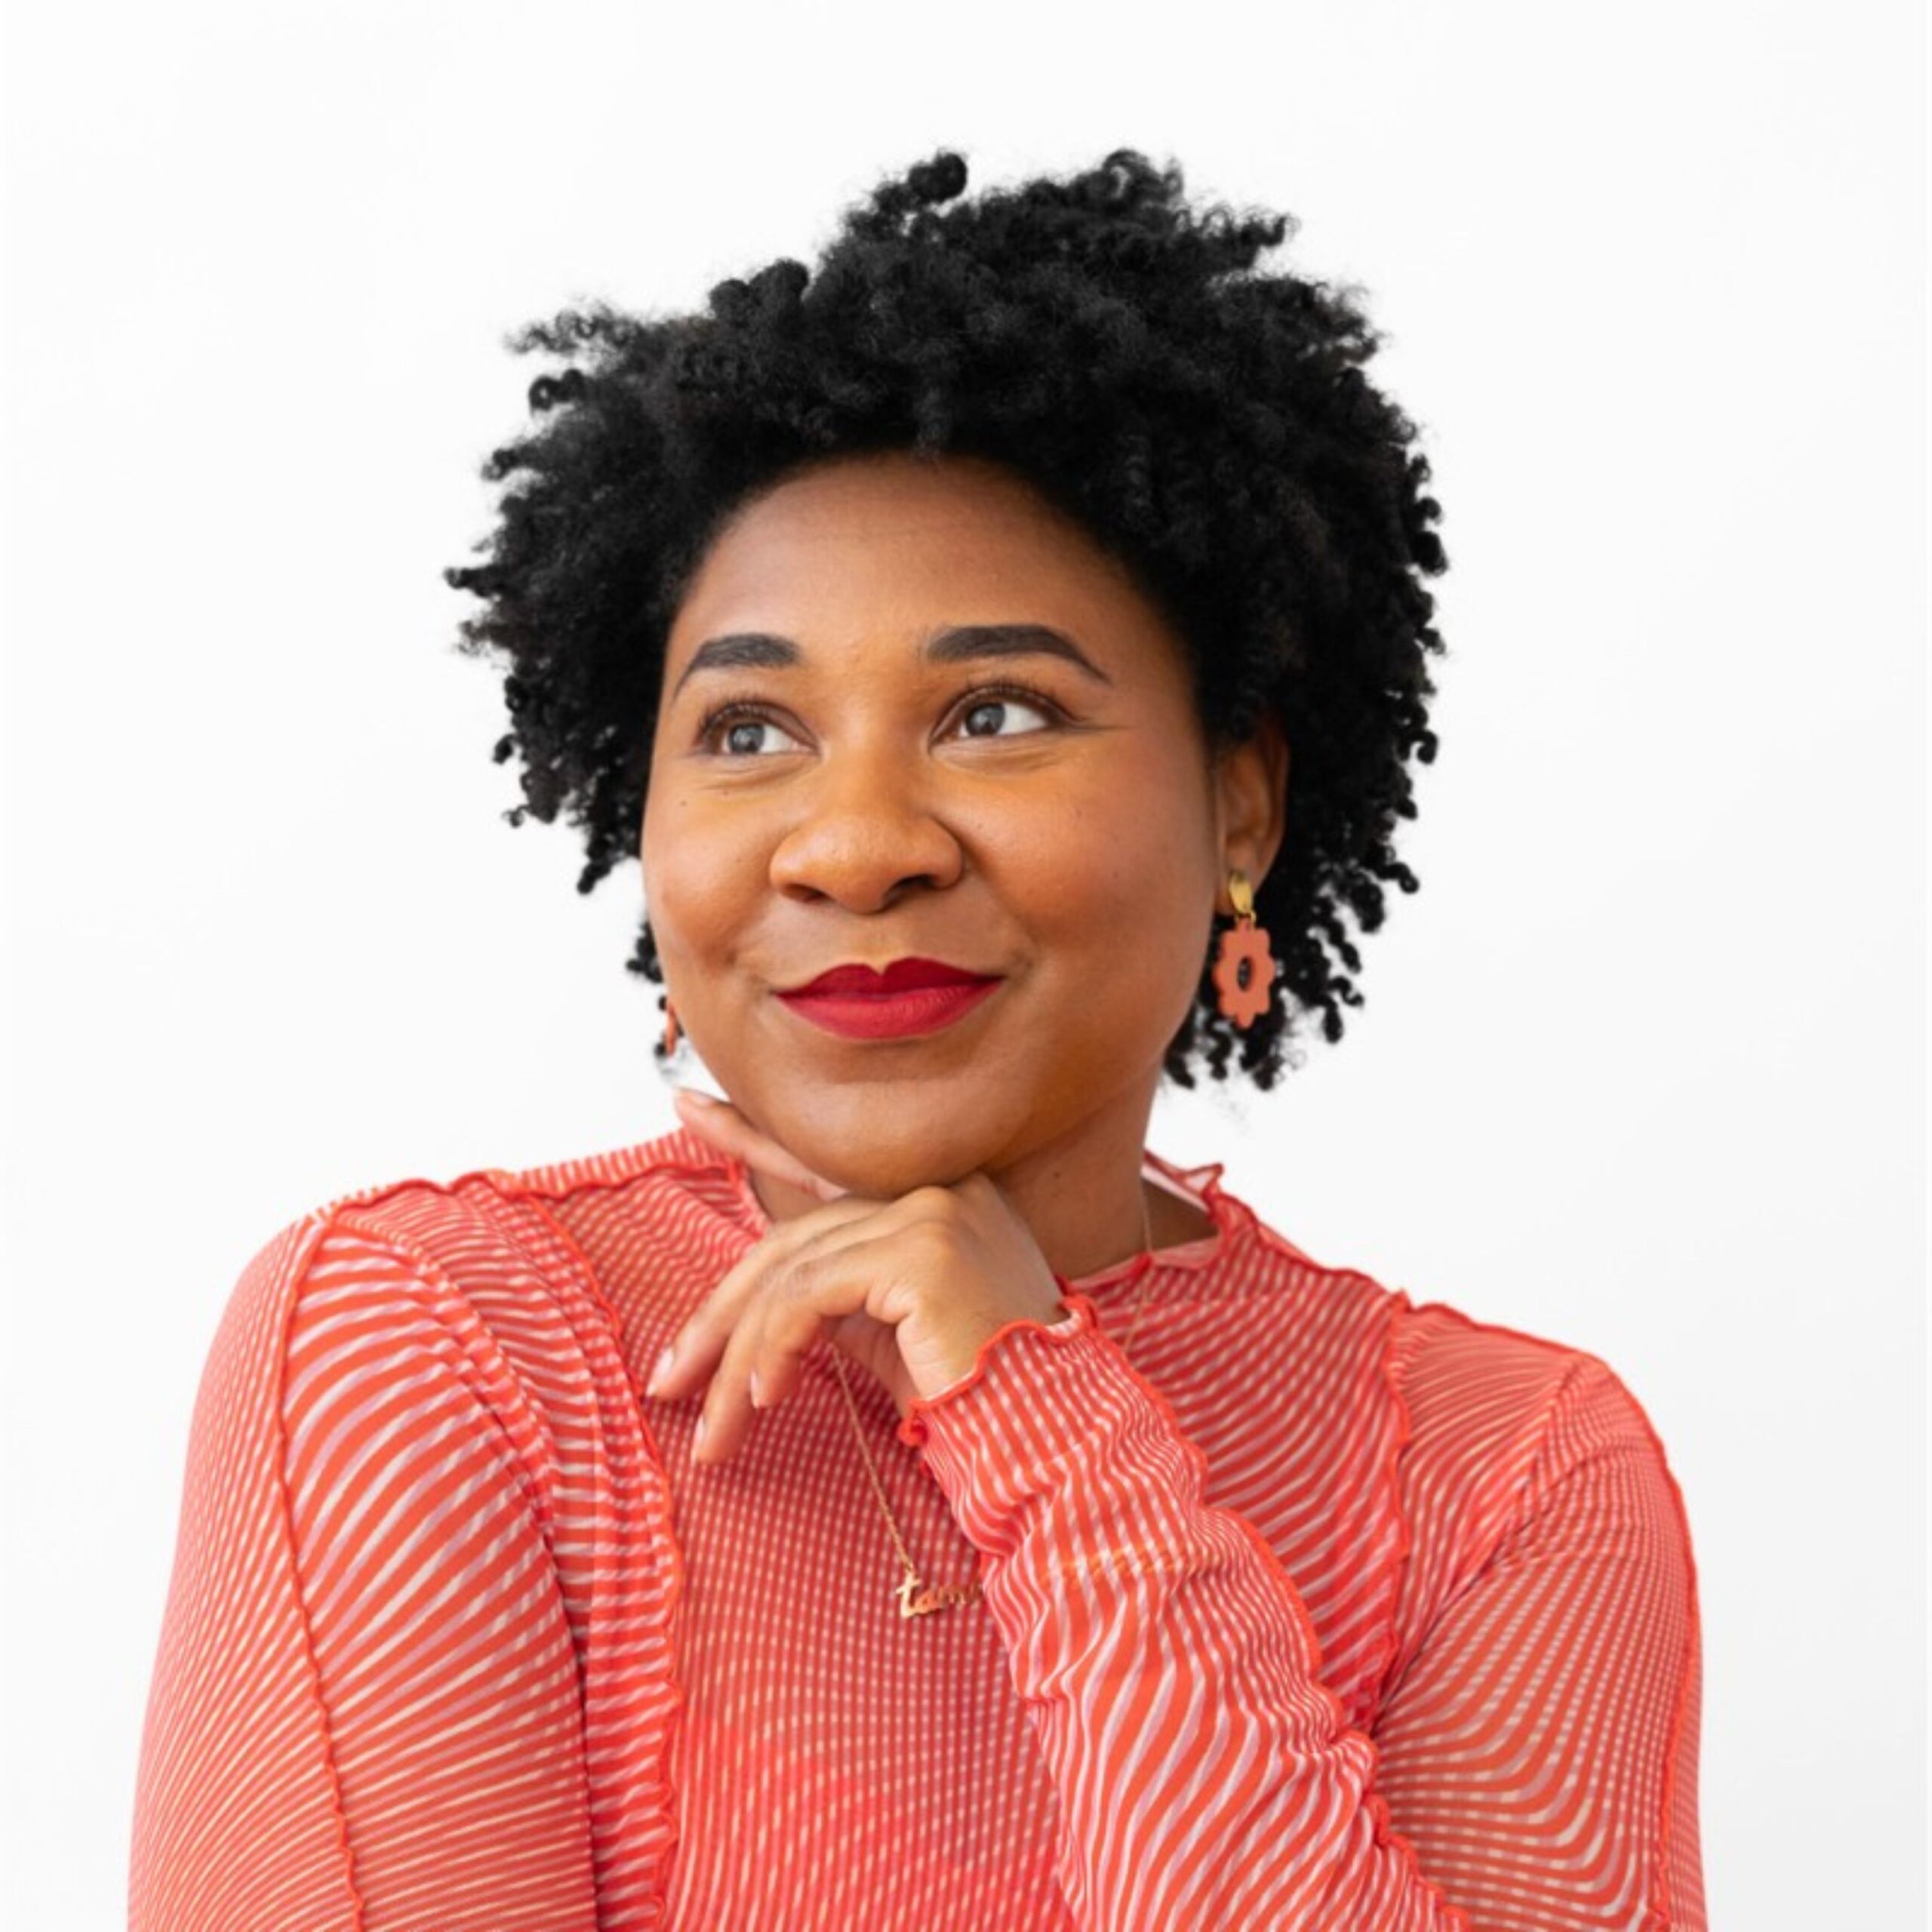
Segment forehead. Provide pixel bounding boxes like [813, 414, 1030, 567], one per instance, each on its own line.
[666, 452, 1169, 655]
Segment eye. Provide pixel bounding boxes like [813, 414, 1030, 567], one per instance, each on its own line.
[692, 680, 1067, 758]
[696, 706, 807, 758]
[946, 683, 1062, 741]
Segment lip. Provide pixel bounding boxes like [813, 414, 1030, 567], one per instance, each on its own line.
[774, 958, 1004, 1041]
[781, 956, 998, 997]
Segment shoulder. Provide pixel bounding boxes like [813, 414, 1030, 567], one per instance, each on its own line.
[1228, 1214, 1642, 1475]
[1384, 1295, 1696, 1596]
[1390, 1297, 1604, 1447]
[194, 1131, 729, 1495]
[280, 1121, 734, 1301]
[266, 1121, 740, 1344]
[202, 1127, 713, 1388]
[1389, 1295, 1675, 1483]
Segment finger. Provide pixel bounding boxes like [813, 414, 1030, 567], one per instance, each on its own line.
[672, 1088, 846, 1202]
[707, 1224, 942, 1461]
[645, 1195, 879, 1403]
[694, 1235, 898, 1465]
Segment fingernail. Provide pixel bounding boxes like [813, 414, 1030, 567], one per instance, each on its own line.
[647, 1344, 675, 1395]
[693, 1412, 708, 1455]
[749, 1368, 764, 1409]
[678, 1089, 718, 1108]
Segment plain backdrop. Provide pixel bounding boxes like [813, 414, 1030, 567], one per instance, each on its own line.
[2, 2, 1924, 1925]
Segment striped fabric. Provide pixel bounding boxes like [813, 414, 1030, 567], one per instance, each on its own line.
[129, 1126, 1704, 1930]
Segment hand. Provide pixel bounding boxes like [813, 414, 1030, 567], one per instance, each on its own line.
[647, 1088, 1069, 1466]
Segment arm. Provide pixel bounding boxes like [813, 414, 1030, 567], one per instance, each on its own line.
[896, 1297, 1704, 1931]
[129, 1206, 675, 1932]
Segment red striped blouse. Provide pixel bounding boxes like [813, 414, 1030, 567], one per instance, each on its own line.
[129, 1127, 1705, 1930]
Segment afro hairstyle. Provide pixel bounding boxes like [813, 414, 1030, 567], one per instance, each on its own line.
[444, 146, 1448, 1091]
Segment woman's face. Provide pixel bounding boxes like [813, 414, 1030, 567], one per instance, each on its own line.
[640, 450, 1285, 1199]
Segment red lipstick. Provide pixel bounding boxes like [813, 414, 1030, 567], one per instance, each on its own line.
[776, 957, 1003, 1041]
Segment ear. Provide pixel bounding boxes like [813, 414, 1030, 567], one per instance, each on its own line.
[1212, 712, 1290, 909]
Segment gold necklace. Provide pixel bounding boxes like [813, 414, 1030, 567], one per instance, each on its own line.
[826, 1180, 1159, 1619]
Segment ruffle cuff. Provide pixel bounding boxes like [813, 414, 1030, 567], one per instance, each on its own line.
[896, 1287, 1099, 1450]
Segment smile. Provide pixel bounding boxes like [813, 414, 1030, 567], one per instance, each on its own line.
[774, 977, 1003, 1041]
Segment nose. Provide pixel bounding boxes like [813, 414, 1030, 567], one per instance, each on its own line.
[767, 748, 966, 913]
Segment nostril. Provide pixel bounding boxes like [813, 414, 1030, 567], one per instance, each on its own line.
[768, 811, 966, 910]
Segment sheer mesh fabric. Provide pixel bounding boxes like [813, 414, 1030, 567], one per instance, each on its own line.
[131, 1126, 1703, 1929]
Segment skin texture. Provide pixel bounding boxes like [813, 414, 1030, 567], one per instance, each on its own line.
[638, 450, 1287, 1460]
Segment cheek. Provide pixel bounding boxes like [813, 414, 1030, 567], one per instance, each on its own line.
[1028, 756, 1216, 995]
[639, 786, 742, 968]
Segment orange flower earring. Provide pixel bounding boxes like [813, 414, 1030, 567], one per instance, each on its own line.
[1211, 869, 1276, 1029]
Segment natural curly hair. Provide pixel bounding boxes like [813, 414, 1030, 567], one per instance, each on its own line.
[444, 146, 1447, 1091]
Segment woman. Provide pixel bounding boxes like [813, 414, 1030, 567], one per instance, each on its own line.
[129, 149, 1704, 1930]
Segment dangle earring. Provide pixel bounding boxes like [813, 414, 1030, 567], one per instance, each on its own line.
[1211, 869, 1277, 1029]
[660, 997, 683, 1061]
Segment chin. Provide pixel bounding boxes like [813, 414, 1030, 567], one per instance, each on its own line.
[822, 1146, 978, 1200]
[761, 1084, 1011, 1199]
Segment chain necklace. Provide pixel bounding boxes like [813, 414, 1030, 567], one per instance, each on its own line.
[825, 1180, 1159, 1619]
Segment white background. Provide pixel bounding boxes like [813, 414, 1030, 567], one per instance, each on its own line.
[2, 2, 1924, 1925]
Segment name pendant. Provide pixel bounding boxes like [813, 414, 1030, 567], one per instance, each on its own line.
[896, 1575, 982, 1617]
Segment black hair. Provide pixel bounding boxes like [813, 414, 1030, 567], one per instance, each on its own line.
[444, 146, 1447, 1090]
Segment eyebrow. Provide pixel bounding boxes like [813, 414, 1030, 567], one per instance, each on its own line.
[669, 623, 1113, 700]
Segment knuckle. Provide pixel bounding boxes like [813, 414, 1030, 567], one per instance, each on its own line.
[909, 1222, 953, 1262]
[780, 1249, 823, 1298]
[909, 1185, 964, 1224]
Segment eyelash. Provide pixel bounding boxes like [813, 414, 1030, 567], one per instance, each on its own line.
[693, 679, 1070, 756]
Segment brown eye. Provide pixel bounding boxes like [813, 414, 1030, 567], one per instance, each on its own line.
[950, 686, 1057, 740]
[697, 707, 805, 757]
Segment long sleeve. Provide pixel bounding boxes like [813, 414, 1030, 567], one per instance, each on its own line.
[130, 1217, 376, 1932]
[894, 1294, 1704, 1931]
[129, 1199, 681, 1932]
